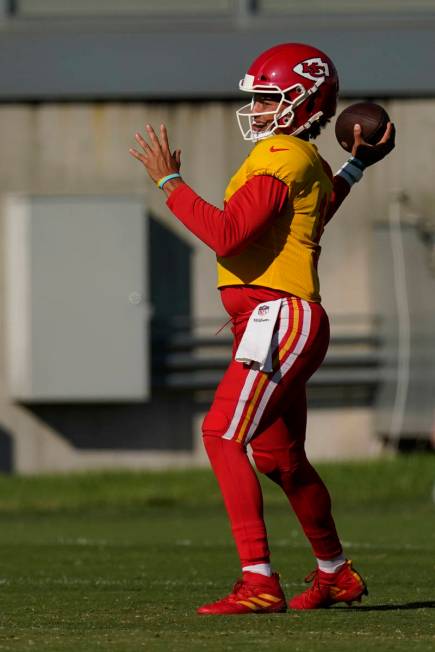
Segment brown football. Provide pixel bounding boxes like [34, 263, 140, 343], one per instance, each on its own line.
[334, 102, 390, 153]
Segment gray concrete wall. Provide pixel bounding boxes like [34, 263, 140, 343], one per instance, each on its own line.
[0, 99, 433, 471]
[1, 10, 435, 100]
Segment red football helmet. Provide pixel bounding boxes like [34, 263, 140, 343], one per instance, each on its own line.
[236, 43, 339, 142]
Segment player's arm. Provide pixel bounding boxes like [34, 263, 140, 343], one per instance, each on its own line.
[165, 176, 287, 256]
[325, 174, 351, 225]
[325, 121, 396, 225]
[129, 123, 288, 256]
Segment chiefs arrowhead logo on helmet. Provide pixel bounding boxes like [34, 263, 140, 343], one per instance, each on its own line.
[293, 58, 330, 82]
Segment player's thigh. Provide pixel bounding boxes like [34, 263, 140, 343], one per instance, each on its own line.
[201, 356, 258, 439]
[241, 299, 328, 443]
[251, 386, 308, 452]
[249, 386, 307, 474]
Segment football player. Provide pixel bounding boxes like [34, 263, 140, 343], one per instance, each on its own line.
[130, 43, 395, 614]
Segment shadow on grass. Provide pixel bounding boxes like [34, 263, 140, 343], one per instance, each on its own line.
[345, 601, 435, 611]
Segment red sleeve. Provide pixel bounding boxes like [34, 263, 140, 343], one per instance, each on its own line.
[325, 175, 351, 225]
[319, 156, 351, 225]
[166, 175, 288, 257]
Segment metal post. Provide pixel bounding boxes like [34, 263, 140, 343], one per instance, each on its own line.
[235, 0, 258, 26]
[6, 0, 17, 16]
[388, 191, 411, 442]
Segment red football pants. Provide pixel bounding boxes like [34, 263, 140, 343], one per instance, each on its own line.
[202, 286, 342, 567]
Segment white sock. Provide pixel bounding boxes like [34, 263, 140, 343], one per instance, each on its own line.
[242, 563, 272, 577]
[316, 554, 346, 574]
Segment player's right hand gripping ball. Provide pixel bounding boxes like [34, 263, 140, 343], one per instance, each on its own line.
[335, 101, 395, 166]
[335, 102, 389, 151]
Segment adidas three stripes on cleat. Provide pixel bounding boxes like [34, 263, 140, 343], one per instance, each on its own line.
[197, 571, 286, 615]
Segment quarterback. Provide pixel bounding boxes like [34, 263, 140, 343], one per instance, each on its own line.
[130, 43, 395, 614]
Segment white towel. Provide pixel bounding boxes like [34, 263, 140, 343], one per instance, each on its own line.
[235, 299, 283, 372]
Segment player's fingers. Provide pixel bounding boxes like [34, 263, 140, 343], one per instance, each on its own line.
[378, 122, 396, 146]
[134, 132, 150, 153]
[129, 148, 147, 163]
[375, 124, 396, 158]
[146, 124, 161, 150]
[160, 123, 170, 153]
[173, 149, 182, 167]
[353, 123, 365, 146]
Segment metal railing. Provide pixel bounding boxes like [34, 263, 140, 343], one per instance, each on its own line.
[5, 0, 434, 19]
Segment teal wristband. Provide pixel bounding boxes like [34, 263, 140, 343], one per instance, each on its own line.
[349, 156, 366, 171]
[157, 173, 181, 189]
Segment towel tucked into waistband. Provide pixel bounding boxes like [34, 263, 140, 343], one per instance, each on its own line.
[235, 298, 283, 373]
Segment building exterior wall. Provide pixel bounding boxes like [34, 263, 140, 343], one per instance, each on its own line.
[0, 98, 433, 471]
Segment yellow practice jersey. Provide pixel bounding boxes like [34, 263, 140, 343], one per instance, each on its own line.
[217, 134, 333, 302]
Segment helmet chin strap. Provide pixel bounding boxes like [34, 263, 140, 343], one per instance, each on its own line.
[249, 108, 324, 141]
[272, 87, 324, 138]
[251, 125, 276, 142]
[274, 101, 324, 139]
[290, 111, 324, 137]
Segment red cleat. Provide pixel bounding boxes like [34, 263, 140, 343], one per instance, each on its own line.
[289, 560, 368, 609]
[197, 571, 287, 615]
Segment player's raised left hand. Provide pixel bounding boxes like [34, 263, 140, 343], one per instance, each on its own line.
[129, 123, 181, 186]
[351, 121, 396, 167]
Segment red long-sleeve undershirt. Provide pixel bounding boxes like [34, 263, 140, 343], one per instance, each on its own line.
[325, 174, 351, 224]
[166, 173, 350, 257]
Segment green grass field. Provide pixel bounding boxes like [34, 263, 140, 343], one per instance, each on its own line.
[0, 455, 434, 651]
